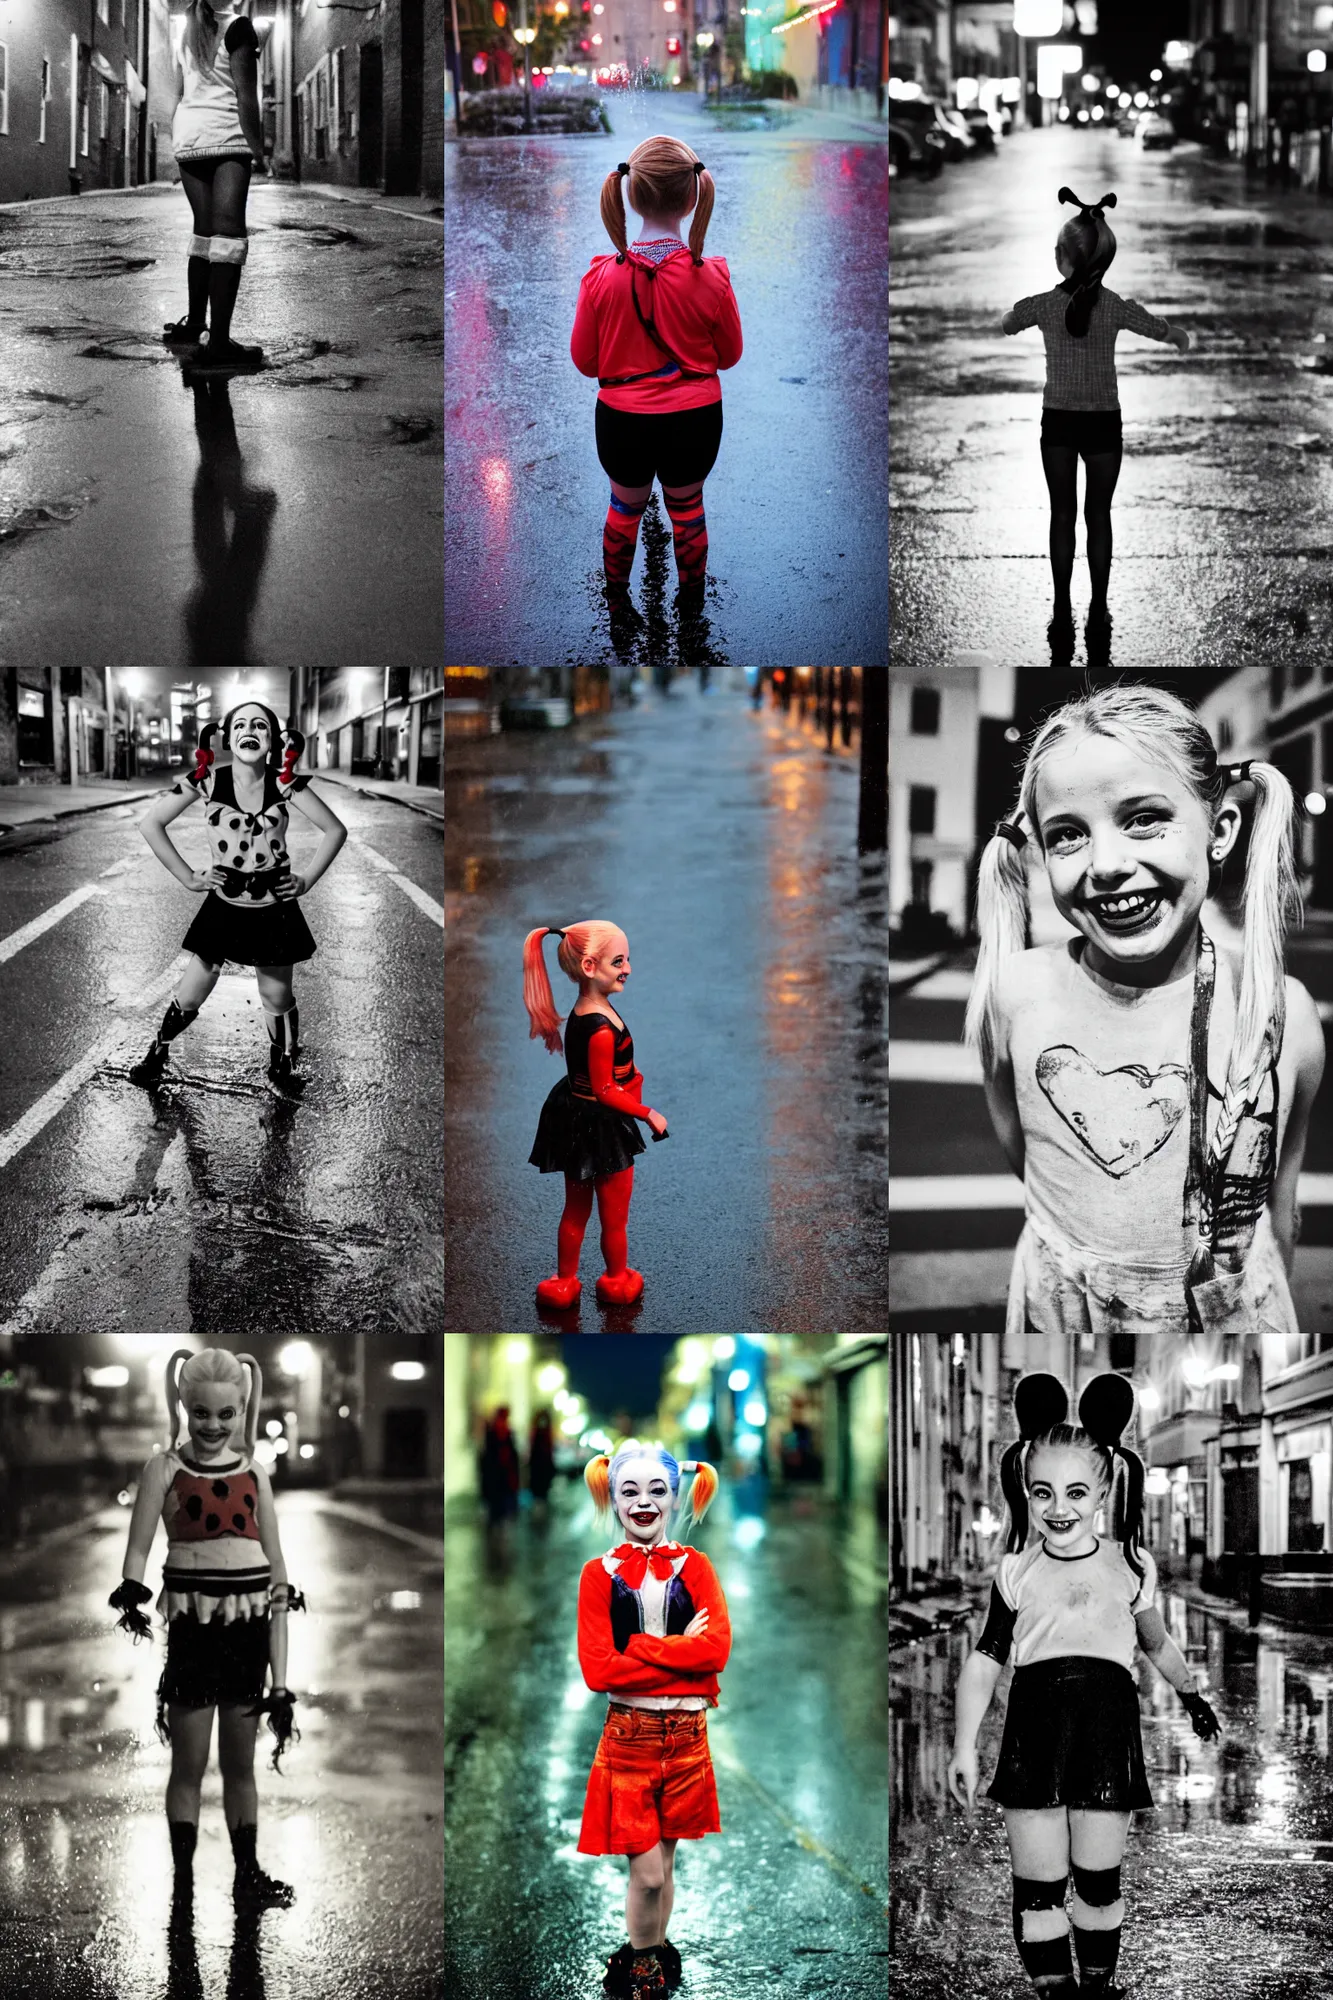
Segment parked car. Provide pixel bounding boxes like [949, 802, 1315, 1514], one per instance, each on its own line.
[892, 96, 968, 163]
[960, 107, 998, 152]
[936, 105, 979, 158]
[889, 114, 945, 178]
[1136, 111, 1176, 150]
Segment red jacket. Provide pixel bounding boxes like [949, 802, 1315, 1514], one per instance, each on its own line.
[571, 245, 743, 416]
[578, 1546, 732, 1703]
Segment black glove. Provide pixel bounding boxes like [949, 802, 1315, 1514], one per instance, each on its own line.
[1180, 1689, 1220, 1741]
[108, 1579, 154, 1643]
[247, 1687, 301, 1771]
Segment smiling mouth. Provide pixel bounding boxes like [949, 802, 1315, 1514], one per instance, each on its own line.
[1045, 1518, 1076, 1532]
[1085, 889, 1164, 934]
[238, 738, 261, 750]
[629, 1509, 659, 1526]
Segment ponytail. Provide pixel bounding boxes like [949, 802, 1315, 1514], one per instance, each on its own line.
[164, 1348, 193, 1452]
[189, 723, 218, 786]
[679, 1459, 719, 1526]
[600, 166, 629, 257]
[584, 1453, 613, 1517]
[1111, 1442, 1147, 1584]
[1056, 187, 1118, 339]
[522, 926, 566, 1054]
[602, 140, 714, 265]
[278, 730, 305, 786]
[964, 812, 1032, 1074]
[235, 1352, 263, 1452]
[1234, 759, 1299, 1087]
[999, 1438, 1030, 1553]
[687, 167, 714, 265]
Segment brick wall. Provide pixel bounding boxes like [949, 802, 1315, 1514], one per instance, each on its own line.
[291, 0, 442, 194]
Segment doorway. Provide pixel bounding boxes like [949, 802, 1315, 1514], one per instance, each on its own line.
[358, 43, 383, 187]
[383, 1407, 428, 1478]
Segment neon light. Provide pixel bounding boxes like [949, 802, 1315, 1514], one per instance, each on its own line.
[771, 0, 836, 33]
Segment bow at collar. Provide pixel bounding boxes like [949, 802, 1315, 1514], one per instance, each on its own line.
[611, 1541, 684, 1589]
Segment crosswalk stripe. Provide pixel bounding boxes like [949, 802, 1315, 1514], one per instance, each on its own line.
[889, 1172, 1333, 1210]
[0, 882, 104, 966]
[354, 839, 444, 928]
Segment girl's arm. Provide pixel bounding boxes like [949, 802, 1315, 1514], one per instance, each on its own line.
[587, 1027, 667, 1133]
[947, 1650, 1004, 1807]
[577, 1562, 700, 1693]
[253, 1460, 292, 1688]
[1001, 295, 1041, 337]
[712, 273, 743, 370]
[1117, 296, 1190, 351]
[274, 785, 348, 900]
[1134, 1608, 1196, 1693]
[121, 1456, 167, 1582]
[1271, 979, 1326, 1274]
[139, 786, 226, 894]
[571, 278, 600, 378]
[225, 27, 266, 165]
[624, 1555, 732, 1674]
[983, 1056, 1025, 1179]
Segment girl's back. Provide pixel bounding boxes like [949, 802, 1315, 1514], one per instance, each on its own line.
[572, 247, 743, 414]
[1006, 285, 1171, 409]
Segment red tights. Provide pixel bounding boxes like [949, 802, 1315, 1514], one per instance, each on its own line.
[557, 1166, 634, 1277]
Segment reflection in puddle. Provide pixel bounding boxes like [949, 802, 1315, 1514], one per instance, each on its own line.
[181, 379, 278, 666]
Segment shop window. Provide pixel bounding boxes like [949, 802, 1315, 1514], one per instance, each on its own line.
[909, 685, 940, 735]
[38, 56, 50, 144]
[908, 784, 936, 836]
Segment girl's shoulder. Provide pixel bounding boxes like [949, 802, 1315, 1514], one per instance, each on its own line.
[1281, 973, 1324, 1075]
[996, 942, 1073, 1013]
[680, 1545, 719, 1580]
[994, 1541, 1040, 1601]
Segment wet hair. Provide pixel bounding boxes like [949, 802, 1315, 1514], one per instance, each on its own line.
[584, 1439, 720, 1531]
[964, 684, 1299, 1097]
[194, 702, 306, 784]
[1055, 186, 1118, 338]
[998, 1374, 1146, 1582]
[600, 135, 715, 267]
[166, 1348, 263, 1454]
[522, 920, 628, 1054]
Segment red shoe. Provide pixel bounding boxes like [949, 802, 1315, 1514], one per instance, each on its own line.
[536, 1274, 581, 1309]
[596, 1268, 644, 1307]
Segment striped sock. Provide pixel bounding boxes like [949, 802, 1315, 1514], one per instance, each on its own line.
[603, 491, 648, 590]
[664, 486, 708, 589]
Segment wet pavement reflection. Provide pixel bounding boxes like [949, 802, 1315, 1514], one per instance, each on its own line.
[443, 674, 888, 1334]
[445, 1471, 888, 1998]
[890, 1584, 1333, 1996]
[0, 1494, 442, 2000]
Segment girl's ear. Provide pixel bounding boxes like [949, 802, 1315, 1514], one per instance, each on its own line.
[1209, 798, 1244, 864]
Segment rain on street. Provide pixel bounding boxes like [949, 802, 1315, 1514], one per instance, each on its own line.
[890, 123, 1333, 671]
[0, 183, 442, 666]
[0, 788, 443, 1333]
[0, 1490, 443, 2000]
[443, 676, 889, 1336]
[891, 1584, 1333, 1998]
[445, 91, 888, 670]
[445, 1460, 889, 1999]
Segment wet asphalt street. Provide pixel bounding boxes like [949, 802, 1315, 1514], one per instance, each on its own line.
[891, 127, 1333, 670]
[891, 1583, 1333, 1998]
[0, 788, 442, 1333]
[443, 675, 889, 1335]
[444, 91, 888, 670]
[0, 1492, 443, 2000]
[0, 183, 442, 665]
[445, 1471, 889, 2000]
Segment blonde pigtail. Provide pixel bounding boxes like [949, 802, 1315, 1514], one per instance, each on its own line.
[236, 1353, 263, 1452]
[600, 168, 629, 255]
[679, 1460, 718, 1527]
[688, 169, 714, 264]
[1235, 760, 1299, 1083]
[584, 1454, 613, 1518]
[522, 926, 565, 1054]
[164, 1349, 193, 1452]
[963, 814, 1033, 1074]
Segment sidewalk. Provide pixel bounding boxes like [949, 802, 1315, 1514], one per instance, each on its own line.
[0, 176, 442, 226]
[315, 768, 444, 823]
[0, 776, 155, 832]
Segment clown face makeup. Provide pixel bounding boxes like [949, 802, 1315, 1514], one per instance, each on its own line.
[582, 929, 631, 1003]
[185, 1381, 242, 1463]
[1026, 1445, 1106, 1559]
[612, 1454, 674, 1548]
[228, 705, 274, 770]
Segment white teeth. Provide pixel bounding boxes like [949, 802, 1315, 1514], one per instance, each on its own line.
[1096, 892, 1156, 917]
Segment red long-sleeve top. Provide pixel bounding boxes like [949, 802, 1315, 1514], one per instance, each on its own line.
[578, 1547, 732, 1704]
[571, 244, 744, 415]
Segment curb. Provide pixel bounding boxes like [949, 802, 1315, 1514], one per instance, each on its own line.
[314, 772, 444, 826]
[0, 789, 154, 837]
[309, 1494, 444, 1559]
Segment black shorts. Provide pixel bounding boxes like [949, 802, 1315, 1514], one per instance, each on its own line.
[595, 400, 723, 489]
[986, 1657, 1153, 1812]
[1041, 407, 1123, 458]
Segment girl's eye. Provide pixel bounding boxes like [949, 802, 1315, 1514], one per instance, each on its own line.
[1044, 826, 1085, 852]
[1125, 811, 1166, 833]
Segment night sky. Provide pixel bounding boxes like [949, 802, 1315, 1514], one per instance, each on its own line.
[1083, 0, 1191, 88]
[559, 1336, 678, 1422]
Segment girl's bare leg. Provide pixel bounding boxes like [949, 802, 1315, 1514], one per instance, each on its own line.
[1068, 1809, 1129, 1991]
[166, 1704, 215, 1823]
[218, 1702, 260, 1831]
[1004, 1807, 1074, 1993]
[658, 1836, 678, 1943]
[626, 1842, 667, 1948]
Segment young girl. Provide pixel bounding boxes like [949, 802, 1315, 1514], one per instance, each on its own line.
[571, 136, 743, 624]
[965, 684, 1324, 1352]
[108, 1348, 304, 1911]
[524, 920, 669, 1309]
[165, 0, 268, 371]
[131, 700, 348, 1098]
[577, 1440, 729, 2000]
[1002, 188, 1190, 660]
[948, 1373, 1220, 1998]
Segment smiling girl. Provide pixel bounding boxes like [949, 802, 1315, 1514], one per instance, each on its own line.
[965, 684, 1323, 1353]
[949, 1374, 1220, 1999]
[577, 1440, 727, 2000]
[131, 702, 347, 1097]
[108, 1348, 304, 1912]
[524, 921, 670, 1310]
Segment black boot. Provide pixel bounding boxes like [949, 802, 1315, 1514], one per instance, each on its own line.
[265, 1006, 304, 1098]
[169, 1818, 197, 1907]
[603, 1944, 667, 2000]
[129, 998, 197, 1085]
[658, 1939, 682, 1990]
[228, 1822, 294, 1909]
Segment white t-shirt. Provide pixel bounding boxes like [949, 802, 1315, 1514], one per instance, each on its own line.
[994, 1536, 1156, 1674]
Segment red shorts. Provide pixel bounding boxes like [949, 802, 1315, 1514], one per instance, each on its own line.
[578, 1704, 721, 1856]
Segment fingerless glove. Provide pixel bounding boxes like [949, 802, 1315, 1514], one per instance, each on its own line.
[1180, 1689, 1220, 1741]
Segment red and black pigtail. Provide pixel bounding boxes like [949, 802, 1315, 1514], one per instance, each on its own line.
[278, 729, 306, 786]
[189, 722, 218, 785]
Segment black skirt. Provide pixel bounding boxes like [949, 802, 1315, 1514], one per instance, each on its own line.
[529, 1077, 646, 1182]
[182, 891, 317, 967]
[156, 1611, 270, 1733]
[1040, 406, 1123, 457]
[986, 1657, 1153, 1812]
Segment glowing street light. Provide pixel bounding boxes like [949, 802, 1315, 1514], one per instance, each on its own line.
[1309, 49, 1328, 73]
[278, 1341, 315, 1378]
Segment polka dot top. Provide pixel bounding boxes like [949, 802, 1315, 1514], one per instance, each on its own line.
[174, 761, 310, 907]
[163, 1459, 262, 1543]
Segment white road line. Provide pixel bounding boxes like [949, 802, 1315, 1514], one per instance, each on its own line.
[889, 1172, 1333, 1211]
[901, 969, 976, 1003]
[0, 955, 187, 1174]
[890, 1040, 982, 1083]
[0, 883, 105, 965]
[355, 839, 443, 928]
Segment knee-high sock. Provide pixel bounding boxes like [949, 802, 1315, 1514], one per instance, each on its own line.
[595, 1165, 635, 1275]
[664, 488, 708, 588]
[603, 492, 648, 589]
[557, 1177, 595, 1277]
[264, 1005, 300, 1056]
[1072, 1863, 1123, 1990]
[208, 235, 248, 345]
[1013, 1876, 1075, 1994]
[154, 998, 198, 1048]
[187, 234, 211, 323]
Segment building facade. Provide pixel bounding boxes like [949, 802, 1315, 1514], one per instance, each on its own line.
[0, 0, 157, 201]
[297, 663, 444, 788]
[288, 0, 442, 199]
[889, 658, 1016, 942]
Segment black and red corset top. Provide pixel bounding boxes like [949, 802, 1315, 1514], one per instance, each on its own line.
[164, 1466, 261, 1542]
[565, 1011, 635, 1103]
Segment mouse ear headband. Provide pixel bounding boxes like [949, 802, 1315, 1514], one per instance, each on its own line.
[1077, 1373, 1135, 1450]
[1058, 184, 1117, 219]
[1013, 1372, 1069, 1438]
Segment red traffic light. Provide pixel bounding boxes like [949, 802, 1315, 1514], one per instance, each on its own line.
[666, 35, 680, 52]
